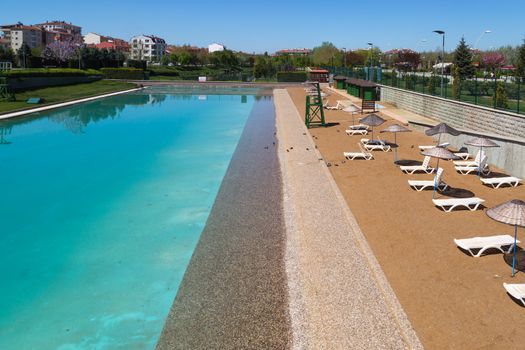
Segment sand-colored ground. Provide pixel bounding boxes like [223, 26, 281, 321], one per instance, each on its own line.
[288, 87, 525, 349]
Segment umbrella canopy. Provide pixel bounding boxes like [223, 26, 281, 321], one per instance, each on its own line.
[465, 137, 500, 148]
[487, 200, 525, 227]
[425, 122, 461, 137]
[487, 200, 525, 276]
[359, 114, 386, 140]
[421, 146, 460, 160]
[381, 124, 411, 163]
[421, 147, 460, 198]
[465, 137, 500, 177]
[381, 124, 411, 133]
[343, 105, 360, 125]
[359, 113, 386, 127]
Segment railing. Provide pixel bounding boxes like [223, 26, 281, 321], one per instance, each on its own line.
[381, 71, 523, 115]
[324, 67, 524, 115]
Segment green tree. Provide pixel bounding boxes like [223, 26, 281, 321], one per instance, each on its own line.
[427, 74, 437, 95]
[253, 55, 274, 78]
[495, 82, 509, 108]
[516, 39, 525, 83]
[453, 37, 475, 79]
[312, 42, 342, 66]
[17, 43, 32, 68]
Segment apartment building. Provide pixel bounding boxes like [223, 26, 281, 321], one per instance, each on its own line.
[0, 23, 45, 51]
[35, 20, 82, 42]
[129, 35, 166, 62]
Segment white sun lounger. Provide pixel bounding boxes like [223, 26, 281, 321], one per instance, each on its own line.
[343, 143, 374, 160]
[418, 142, 450, 151]
[345, 128, 368, 135]
[400, 156, 435, 174]
[432, 197, 485, 212]
[361, 139, 391, 152]
[503, 283, 525, 307]
[408, 167, 447, 191]
[453, 152, 471, 160]
[324, 101, 343, 110]
[454, 235, 519, 257]
[454, 150, 484, 166]
[480, 176, 522, 189]
[455, 157, 490, 175]
[348, 124, 369, 130]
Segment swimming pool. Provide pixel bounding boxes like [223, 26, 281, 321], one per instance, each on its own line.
[0, 87, 265, 349]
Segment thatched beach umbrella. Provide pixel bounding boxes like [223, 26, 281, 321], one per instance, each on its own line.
[487, 200, 525, 277]
[359, 113, 385, 140]
[465, 136, 500, 177]
[343, 105, 361, 126]
[425, 122, 461, 144]
[421, 147, 460, 198]
[380, 124, 411, 163]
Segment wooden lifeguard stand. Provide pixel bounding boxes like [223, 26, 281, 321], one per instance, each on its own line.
[304, 81, 325, 128]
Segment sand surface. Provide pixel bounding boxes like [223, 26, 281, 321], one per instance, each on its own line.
[288, 87, 525, 350]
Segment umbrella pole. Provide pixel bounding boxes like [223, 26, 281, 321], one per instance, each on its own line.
[433, 158, 441, 199]
[512, 224, 518, 277]
[394, 133, 398, 164]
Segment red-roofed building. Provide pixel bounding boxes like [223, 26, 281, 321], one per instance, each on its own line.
[95, 40, 130, 53]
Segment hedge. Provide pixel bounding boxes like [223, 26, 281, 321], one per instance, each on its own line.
[148, 68, 180, 77]
[277, 71, 307, 82]
[0, 68, 102, 78]
[100, 68, 149, 80]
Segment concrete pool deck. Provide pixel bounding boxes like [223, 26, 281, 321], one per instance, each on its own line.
[274, 89, 422, 349]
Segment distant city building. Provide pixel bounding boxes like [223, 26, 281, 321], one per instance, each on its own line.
[129, 35, 167, 62]
[35, 20, 82, 42]
[95, 40, 130, 53]
[84, 32, 130, 52]
[0, 23, 46, 52]
[208, 43, 224, 53]
[0, 37, 9, 50]
[275, 48, 312, 55]
[83, 32, 107, 45]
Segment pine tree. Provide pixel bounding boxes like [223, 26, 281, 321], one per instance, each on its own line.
[453, 37, 475, 79]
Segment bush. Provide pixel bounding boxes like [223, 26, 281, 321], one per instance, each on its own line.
[148, 68, 180, 77]
[276, 71, 307, 82]
[0, 68, 101, 78]
[495, 82, 509, 109]
[101, 68, 148, 80]
[127, 60, 147, 70]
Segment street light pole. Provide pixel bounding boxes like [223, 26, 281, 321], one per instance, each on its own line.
[367, 42, 373, 80]
[433, 30, 445, 97]
[474, 30, 492, 50]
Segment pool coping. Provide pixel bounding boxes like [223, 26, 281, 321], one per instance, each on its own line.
[0, 87, 143, 121]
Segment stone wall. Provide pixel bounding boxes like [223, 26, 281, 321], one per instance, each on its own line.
[381, 85, 525, 178]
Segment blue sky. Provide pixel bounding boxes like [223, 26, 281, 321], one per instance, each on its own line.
[2, 0, 524, 53]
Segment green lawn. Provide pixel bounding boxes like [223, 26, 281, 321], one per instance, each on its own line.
[0, 80, 136, 114]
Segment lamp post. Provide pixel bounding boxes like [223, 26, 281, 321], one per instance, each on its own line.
[367, 42, 373, 80]
[474, 30, 491, 50]
[433, 30, 445, 97]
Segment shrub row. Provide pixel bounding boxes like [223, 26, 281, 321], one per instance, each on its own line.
[276, 71, 307, 82]
[0, 68, 102, 78]
[100, 68, 149, 80]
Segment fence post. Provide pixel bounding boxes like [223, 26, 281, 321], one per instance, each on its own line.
[493, 77, 497, 109]
[518, 79, 521, 114]
[474, 77, 478, 105]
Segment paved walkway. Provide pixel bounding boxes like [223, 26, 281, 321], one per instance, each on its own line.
[275, 89, 422, 349]
[327, 86, 437, 126]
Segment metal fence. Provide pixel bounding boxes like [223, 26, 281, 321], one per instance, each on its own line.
[325, 66, 524, 115]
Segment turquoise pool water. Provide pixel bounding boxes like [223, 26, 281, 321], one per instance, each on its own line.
[0, 88, 261, 349]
